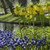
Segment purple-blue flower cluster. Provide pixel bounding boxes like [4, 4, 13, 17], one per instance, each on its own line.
[0, 30, 50, 50]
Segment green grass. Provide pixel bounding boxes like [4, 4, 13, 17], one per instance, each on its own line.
[0, 14, 49, 24]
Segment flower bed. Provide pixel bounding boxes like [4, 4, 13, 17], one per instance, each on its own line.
[14, 2, 50, 26]
[0, 30, 50, 50]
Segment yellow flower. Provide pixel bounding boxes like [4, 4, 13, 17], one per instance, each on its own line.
[19, 10, 26, 16]
[26, 7, 35, 14]
[33, 11, 37, 15]
[34, 6, 43, 11]
[29, 11, 37, 15]
[45, 6, 50, 11]
[14, 8, 19, 14]
[45, 2, 50, 11]
[25, 14, 32, 20]
[39, 11, 44, 15]
[26, 8, 29, 12]
[29, 8, 35, 11]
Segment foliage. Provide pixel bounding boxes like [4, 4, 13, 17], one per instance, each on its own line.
[0, 30, 50, 50]
[14, 26, 50, 41]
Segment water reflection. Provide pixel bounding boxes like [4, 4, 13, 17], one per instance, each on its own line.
[0, 23, 21, 32]
[0, 23, 4, 31]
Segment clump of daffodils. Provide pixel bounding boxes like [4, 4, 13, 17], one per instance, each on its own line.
[14, 2, 50, 17]
[34, 3, 44, 15]
[19, 8, 26, 16]
[26, 2, 37, 15]
[34, 3, 44, 11]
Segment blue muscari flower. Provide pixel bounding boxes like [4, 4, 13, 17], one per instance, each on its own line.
[26, 40, 28, 43]
[7, 40, 10, 43]
[22, 39, 24, 42]
[10, 42, 13, 46]
[24, 42, 27, 45]
[20, 39, 22, 42]
[27, 43, 29, 46]
[22, 44, 24, 48]
[14, 39, 17, 43]
[18, 41, 20, 45]
[0, 36, 3, 40]
[36, 42, 40, 46]
[1, 42, 3, 45]
[44, 36, 47, 40]
[4, 42, 7, 45]
[42, 36, 46, 41]
[18, 39, 21, 42]
[40, 39, 43, 42]
[24, 34, 28, 40]
[14, 43, 18, 46]
[16, 37, 18, 40]
[37, 39, 40, 42]
[32, 40, 36, 45]
[0, 40, 1, 43]
[24, 47, 26, 50]
[42, 42, 45, 46]
[24, 34, 26, 38]
[36, 34, 38, 37]
[20, 42, 23, 45]
[8, 44, 11, 47]
[13, 46, 16, 49]
[5, 46, 7, 48]
[0, 30, 3, 33]
[0, 44, 2, 47]
[27, 43, 31, 46]
[32, 38, 34, 40]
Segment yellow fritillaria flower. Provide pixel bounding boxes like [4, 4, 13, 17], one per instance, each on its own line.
[14, 8, 19, 14]
[26, 7, 35, 14]
[19, 10, 26, 16]
[25, 14, 32, 20]
[34, 6, 43, 11]
[29, 8, 35, 11]
[45, 2, 50, 11]
[29, 11, 37, 15]
[33, 11, 37, 15]
[45, 6, 50, 11]
[39, 11, 44, 15]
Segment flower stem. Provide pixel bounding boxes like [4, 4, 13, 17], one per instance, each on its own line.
[42, 15, 44, 26]
[48, 10, 50, 26]
[40, 15, 43, 26]
[49, 13, 50, 26]
[32, 15, 35, 34]
[19, 16, 22, 38]
[24, 16, 26, 27]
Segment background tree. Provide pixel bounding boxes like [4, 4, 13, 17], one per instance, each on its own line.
[1, 0, 7, 14]
[31, 0, 39, 4]
[18, 0, 27, 7]
[5, 0, 14, 14]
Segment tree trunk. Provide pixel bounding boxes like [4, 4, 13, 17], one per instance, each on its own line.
[31, 0, 39, 4]
[5, 0, 14, 14]
[18, 0, 27, 7]
[1, 0, 7, 14]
